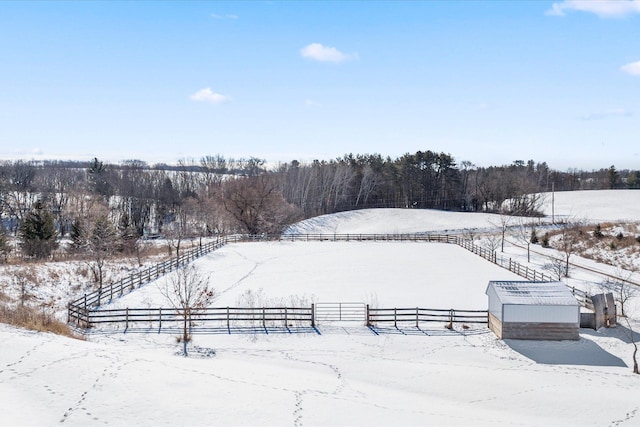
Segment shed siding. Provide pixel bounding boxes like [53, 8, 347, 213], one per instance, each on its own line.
[503, 304, 580, 324]
[487, 286, 503, 321]
[501, 321, 579, 341]
[488, 312, 503, 339]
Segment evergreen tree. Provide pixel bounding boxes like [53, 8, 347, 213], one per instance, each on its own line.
[89, 214, 120, 290]
[19, 200, 58, 259]
[0, 226, 9, 263]
[88, 157, 113, 197]
[70, 218, 87, 252]
[118, 212, 138, 254]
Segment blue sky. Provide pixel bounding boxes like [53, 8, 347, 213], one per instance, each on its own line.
[1, 1, 639, 170]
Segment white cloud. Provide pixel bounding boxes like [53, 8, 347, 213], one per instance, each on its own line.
[621, 60, 640, 76]
[580, 108, 633, 120]
[546, 0, 640, 18]
[300, 43, 357, 63]
[189, 88, 231, 105]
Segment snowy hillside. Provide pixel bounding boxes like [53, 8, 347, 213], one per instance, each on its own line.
[2, 189, 640, 426]
[540, 189, 640, 222]
[287, 189, 640, 235]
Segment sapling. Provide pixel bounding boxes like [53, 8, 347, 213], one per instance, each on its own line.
[160, 265, 214, 356]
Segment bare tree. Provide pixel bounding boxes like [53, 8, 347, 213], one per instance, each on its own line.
[513, 219, 534, 263]
[482, 234, 501, 255]
[543, 257, 566, 281]
[622, 316, 639, 374]
[490, 213, 512, 252]
[600, 269, 639, 318]
[13, 268, 36, 307]
[160, 265, 215, 356]
[223, 174, 301, 235]
[554, 219, 581, 278]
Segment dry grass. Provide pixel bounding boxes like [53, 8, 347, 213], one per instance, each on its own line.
[0, 305, 83, 340]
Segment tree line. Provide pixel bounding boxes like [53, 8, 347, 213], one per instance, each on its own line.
[0, 153, 638, 264]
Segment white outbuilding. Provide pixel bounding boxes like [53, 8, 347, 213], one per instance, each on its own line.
[486, 281, 580, 340]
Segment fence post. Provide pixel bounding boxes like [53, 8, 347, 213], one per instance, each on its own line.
[416, 307, 419, 328]
[394, 307, 397, 328]
[365, 304, 370, 327]
[159, 308, 162, 332]
[125, 307, 129, 331]
[227, 307, 230, 330]
[311, 303, 315, 328]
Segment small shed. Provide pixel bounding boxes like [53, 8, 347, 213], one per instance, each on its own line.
[486, 281, 580, 341]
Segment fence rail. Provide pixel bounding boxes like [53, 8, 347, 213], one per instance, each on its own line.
[79, 306, 315, 330]
[367, 307, 488, 327]
[71, 304, 487, 331]
[67, 232, 594, 328]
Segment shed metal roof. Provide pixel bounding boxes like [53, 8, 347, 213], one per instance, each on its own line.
[486, 281, 580, 306]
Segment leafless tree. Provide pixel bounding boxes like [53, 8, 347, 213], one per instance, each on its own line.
[13, 268, 35, 307]
[554, 219, 582, 278]
[622, 316, 639, 374]
[543, 257, 566, 281]
[513, 219, 534, 263]
[600, 268, 639, 318]
[223, 174, 302, 235]
[481, 234, 501, 261]
[490, 213, 512, 252]
[160, 265, 215, 356]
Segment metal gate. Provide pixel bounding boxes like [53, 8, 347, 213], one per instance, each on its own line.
[314, 302, 366, 324]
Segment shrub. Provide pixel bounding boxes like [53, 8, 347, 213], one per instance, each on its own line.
[0, 305, 83, 339]
[541, 233, 550, 248]
[593, 224, 604, 238]
[530, 229, 539, 244]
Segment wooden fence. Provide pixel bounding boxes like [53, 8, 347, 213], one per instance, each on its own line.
[67, 232, 593, 329]
[68, 237, 231, 315]
[70, 303, 487, 331]
[367, 306, 488, 327]
[77, 306, 315, 330]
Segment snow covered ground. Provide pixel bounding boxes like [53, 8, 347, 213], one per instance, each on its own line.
[2, 189, 640, 426]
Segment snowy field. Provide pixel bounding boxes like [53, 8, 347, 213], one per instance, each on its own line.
[2, 189, 640, 426]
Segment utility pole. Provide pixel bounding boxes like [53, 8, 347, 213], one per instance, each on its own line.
[551, 181, 555, 224]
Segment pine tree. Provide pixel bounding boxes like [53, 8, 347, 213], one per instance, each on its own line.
[89, 215, 120, 291]
[0, 226, 9, 263]
[118, 212, 138, 254]
[19, 200, 58, 259]
[70, 218, 87, 252]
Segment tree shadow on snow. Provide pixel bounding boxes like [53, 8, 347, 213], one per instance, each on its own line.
[368, 324, 491, 337]
[84, 325, 322, 336]
[505, 336, 627, 367]
[579, 324, 640, 345]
